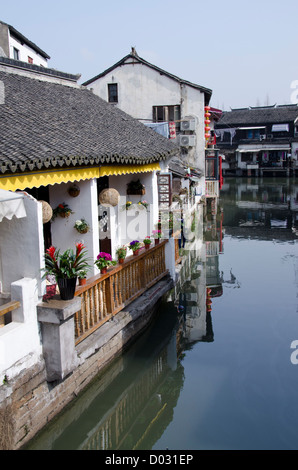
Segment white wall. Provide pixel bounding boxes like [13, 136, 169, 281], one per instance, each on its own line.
[0, 192, 44, 296]
[87, 60, 206, 174]
[49, 179, 99, 276]
[0, 278, 43, 380]
[108, 172, 159, 255]
[0, 193, 44, 380]
[9, 34, 48, 67]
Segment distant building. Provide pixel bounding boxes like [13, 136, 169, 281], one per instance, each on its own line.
[215, 104, 298, 176]
[0, 20, 50, 67]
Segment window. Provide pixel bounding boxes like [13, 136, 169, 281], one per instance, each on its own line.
[28, 56, 33, 64]
[13, 47, 19, 60]
[108, 83, 118, 103]
[153, 105, 180, 123]
[246, 129, 260, 139]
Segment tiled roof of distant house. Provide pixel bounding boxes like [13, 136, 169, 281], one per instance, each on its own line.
[216, 104, 298, 128]
[0, 70, 179, 174]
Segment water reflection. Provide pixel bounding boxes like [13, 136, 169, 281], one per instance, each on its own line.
[221, 177, 298, 240]
[26, 178, 298, 450]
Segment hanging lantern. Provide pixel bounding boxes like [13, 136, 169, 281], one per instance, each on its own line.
[98, 188, 120, 207]
[40, 200, 53, 224]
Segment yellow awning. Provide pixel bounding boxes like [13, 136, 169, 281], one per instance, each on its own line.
[0, 163, 161, 191]
[99, 162, 161, 176]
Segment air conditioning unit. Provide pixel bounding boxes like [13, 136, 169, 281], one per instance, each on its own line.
[180, 119, 196, 131]
[179, 134, 196, 147]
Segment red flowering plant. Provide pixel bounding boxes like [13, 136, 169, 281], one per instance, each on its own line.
[94, 252, 117, 270]
[43, 243, 91, 279]
[52, 202, 73, 219]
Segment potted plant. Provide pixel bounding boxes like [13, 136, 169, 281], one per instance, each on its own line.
[43, 243, 91, 300]
[129, 240, 141, 256]
[95, 252, 117, 274]
[78, 268, 89, 286]
[116, 246, 127, 264]
[52, 203, 73, 219]
[124, 201, 133, 210]
[127, 179, 145, 195]
[137, 200, 149, 211]
[74, 218, 90, 234]
[143, 236, 152, 249]
[152, 229, 162, 245]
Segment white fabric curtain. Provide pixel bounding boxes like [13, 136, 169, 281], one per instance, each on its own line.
[0, 189, 26, 222]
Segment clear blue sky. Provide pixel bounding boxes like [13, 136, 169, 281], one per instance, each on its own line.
[1, 0, 298, 110]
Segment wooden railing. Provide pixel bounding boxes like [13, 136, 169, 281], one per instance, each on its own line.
[74, 241, 168, 345]
[0, 300, 20, 328]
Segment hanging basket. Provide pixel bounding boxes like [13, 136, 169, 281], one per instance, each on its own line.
[68, 184, 80, 197]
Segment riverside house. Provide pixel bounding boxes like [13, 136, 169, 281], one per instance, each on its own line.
[215, 104, 298, 176]
[0, 57, 180, 449]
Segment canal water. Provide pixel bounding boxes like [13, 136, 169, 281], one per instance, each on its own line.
[25, 177, 298, 450]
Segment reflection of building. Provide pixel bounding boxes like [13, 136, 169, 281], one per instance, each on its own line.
[25, 302, 185, 451]
[220, 179, 298, 241]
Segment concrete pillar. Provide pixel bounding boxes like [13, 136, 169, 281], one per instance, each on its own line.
[37, 297, 81, 382]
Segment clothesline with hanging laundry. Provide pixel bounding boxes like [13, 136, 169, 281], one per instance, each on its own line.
[144, 121, 176, 139]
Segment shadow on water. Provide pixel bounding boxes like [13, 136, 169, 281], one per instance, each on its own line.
[25, 177, 298, 450]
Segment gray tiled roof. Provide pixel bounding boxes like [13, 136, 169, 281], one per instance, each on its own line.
[216, 105, 298, 128]
[0, 71, 179, 174]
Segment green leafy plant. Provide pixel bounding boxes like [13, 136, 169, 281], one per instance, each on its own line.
[143, 236, 152, 245]
[74, 218, 90, 234]
[138, 200, 149, 211]
[116, 246, 127, 259]
[43, 243, 91, 279]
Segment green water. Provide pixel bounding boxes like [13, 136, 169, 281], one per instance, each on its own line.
[25, 177, 298, 450]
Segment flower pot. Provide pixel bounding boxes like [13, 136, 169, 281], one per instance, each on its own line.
[144, 244, 150, 250]
[57, 277, 77, 300]
[100, 267, 107, 274]
[133, 249, 140, 256]
[118, 258, 125, 264]
[155, 239, 160, 245]
[79, 278, 87, 286]
[77, 228, 89, 234]
[60, 212, 71, 218]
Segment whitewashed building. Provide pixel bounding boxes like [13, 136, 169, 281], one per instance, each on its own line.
[0, 20, 50, 67]
[83, 48, 213, 198]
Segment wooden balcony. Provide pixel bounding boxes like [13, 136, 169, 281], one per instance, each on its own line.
[74, 241, 168, 345]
